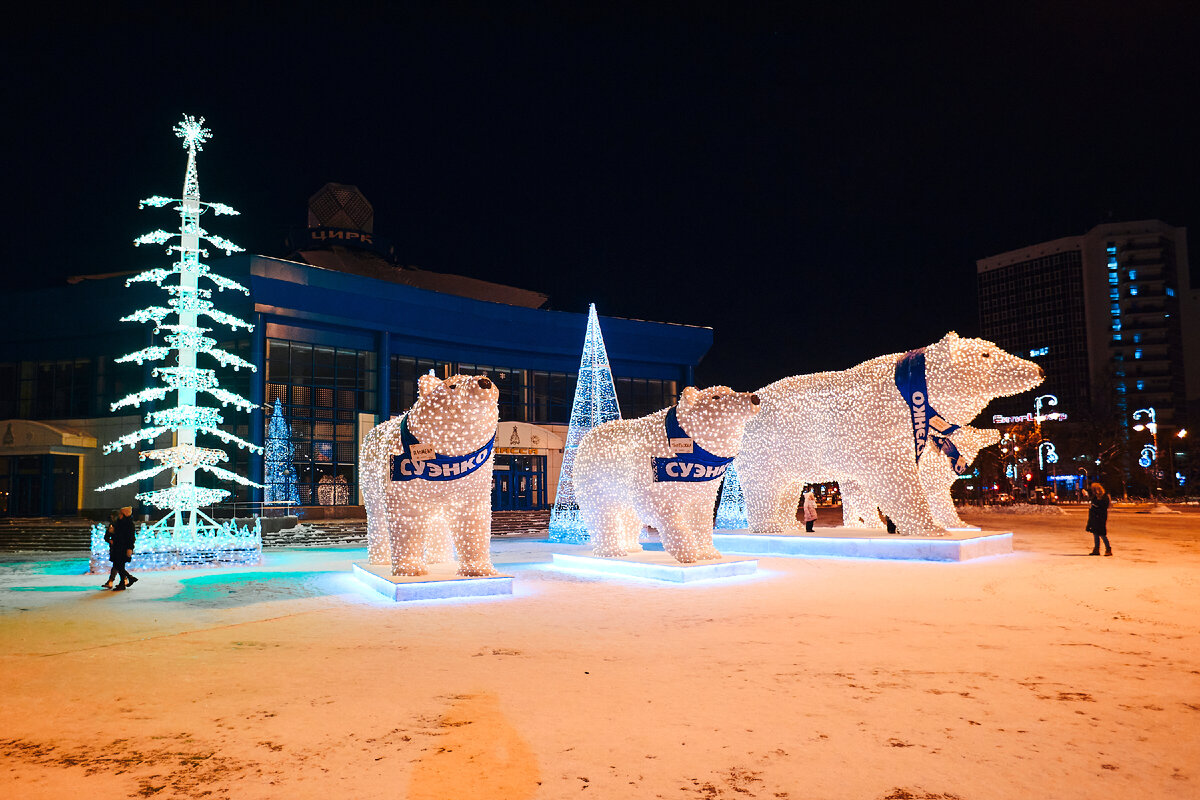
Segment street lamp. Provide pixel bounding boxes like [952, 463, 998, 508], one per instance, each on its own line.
[1077, 466, 1088, 502]
[1034, 394, 1058, 482]
[1132, 407, 1159, 500]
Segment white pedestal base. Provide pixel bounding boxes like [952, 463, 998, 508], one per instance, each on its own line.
[351, 562, 514, 601]
[712, 528, 1013, 562]
[551, 551, 758, 582]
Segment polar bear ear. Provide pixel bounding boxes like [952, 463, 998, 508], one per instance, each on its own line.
[942, 331, 960, 344]
[418, 373, 444, 398]
[679, 386, 700, 410]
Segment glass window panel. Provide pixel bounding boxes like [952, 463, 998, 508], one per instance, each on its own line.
[313, 346, 335, 382]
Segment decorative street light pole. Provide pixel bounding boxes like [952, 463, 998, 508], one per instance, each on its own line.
[1132, 407, 1159, 500]
[1034, 394, 1057, 480]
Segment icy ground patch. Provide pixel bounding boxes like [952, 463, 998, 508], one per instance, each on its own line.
[0, 509, 1197, 799]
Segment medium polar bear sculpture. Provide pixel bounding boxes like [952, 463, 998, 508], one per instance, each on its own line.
[575, 386, 761, 563]
[839, 424, 1001, 530]
[736, 332, 1042, 535]
[360, 373, 499, 577]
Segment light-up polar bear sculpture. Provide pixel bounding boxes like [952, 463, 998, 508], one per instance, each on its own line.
[922, 425, 1000, 528]
[575, 386, 761, 563]
[736, 332, 1042, 535]
[840, 425, 1000, 530]
[360, 373, 499, 576]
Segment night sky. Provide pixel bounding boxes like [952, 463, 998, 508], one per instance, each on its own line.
[5, 7, 1199, 391]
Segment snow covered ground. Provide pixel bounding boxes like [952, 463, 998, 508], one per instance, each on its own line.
[1, 506, 1197, 799]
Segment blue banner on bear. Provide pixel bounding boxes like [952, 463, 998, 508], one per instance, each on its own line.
[652, 408, 735, 482]
[894, 348, 968, 474]
[390, 415, 495, 482]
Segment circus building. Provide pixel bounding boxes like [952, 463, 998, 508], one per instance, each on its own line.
[0, 184, 711, 517]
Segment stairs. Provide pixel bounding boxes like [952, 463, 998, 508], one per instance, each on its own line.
[0, 509, 553, 552]
[0, 518, 94, 552]
[490, 509, 550, 536]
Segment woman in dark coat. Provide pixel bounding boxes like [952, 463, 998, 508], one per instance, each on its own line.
[104, 506, 138, 590]
[1085, 483, 1112, 556]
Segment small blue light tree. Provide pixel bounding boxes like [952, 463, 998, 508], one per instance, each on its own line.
[549, 304, 621, 543]
[714, 462, 748, 530]
[264, 398, 300, 506]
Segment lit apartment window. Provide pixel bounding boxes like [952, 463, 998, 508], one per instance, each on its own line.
[1128, 270, 1137, 280]
[1134, 349, 1143, 359]
[1137, 380, 1145, 390]
[1108, 273, 1119, 285]
[1130, 286, 1139, 296]
[1167, 287, 1176, 297]
[1133, 333, 1141, 343]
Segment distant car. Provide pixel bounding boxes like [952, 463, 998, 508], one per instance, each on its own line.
[991, 493, 1014, 506]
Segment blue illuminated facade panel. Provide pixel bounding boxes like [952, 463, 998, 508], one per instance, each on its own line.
[0, 254, 711, 514]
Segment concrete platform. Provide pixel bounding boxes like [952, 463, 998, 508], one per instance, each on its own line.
[351, 562, 514, 601]
[712, 528, 1013, 562]
[551, 551, 758, 582]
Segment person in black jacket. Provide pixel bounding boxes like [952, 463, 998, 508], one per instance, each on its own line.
[1085, 483, 1112, 556]
[106, 506, 139, 590]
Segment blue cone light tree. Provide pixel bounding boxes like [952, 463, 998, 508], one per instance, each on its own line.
[549, 304, 621, 543]
[95, 115, 262, 544]
[714, 462, 748, 530]
[264, 398, 300, 506]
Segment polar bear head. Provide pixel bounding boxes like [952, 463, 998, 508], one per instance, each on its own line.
[924, 332, 1043, 424]
[407, 373, 500, 455]
[676, 385, 761, 457]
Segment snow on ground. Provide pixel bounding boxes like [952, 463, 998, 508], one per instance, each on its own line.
[1, 507, 1197, 800]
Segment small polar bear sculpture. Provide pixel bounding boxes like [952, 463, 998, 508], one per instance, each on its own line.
[359, 373, 500, 577]
[736, 332, 1042, 535]
[574, 386, 761, 563]
[839, 424, 1001, 531]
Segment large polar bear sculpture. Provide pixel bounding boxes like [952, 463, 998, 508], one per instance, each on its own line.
[575, 386, 760, 563]
[736, 332, 1042, 535]
[839, 424, 1001, 530]
[360, 373, 500, 577]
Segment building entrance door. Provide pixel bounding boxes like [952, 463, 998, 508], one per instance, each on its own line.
[0, 455, 80, 517]
[491, 454, 547, 510]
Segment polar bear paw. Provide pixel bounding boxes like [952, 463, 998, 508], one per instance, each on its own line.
[392, 559, 429, 577]
[457, 562, 500, 577]
[694, 547, 723, 561]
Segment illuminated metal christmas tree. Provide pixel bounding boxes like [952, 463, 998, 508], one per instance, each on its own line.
[264, 398, 300, 505]
[96, 115, 262, 540]
[714, 462, 748, 530]
[549, 304, 621, 543]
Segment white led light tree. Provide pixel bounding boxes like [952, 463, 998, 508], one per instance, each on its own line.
[264, 398, 300, 506]
[96, 115, 262, 543]
[549, 304, 621, 543]
[714, 462, 748, 530]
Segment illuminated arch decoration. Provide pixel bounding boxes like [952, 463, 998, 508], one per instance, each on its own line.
[548, 304, 621, 543]
[714, 462, 748, 530]
[94, 115, 262, 566]
[737, 333, 1043, 535]
[264, 398, 300, 506]
[317, 474, 351, 506]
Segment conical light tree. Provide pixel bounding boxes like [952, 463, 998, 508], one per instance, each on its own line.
[714, 462, 748, 530]
[96, 115, 262, 537]
[549, 304, 621, 543]
[264, 398, 300, 506]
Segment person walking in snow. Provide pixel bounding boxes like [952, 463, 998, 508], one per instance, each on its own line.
[1085, 483, 1112, 556]
[801, 486, 818, 533]
[103, 506, 139, 590]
